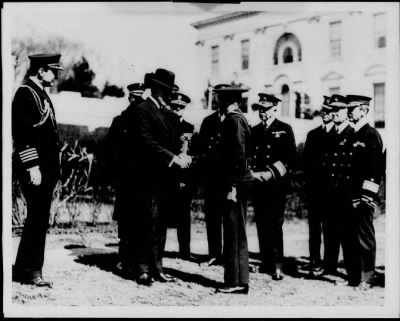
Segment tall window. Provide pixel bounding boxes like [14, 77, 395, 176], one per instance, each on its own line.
[211, 45, 219, 75]
[241, 39, 249, 70]
[329, 21, 342, 57]
[283, 47, 294, 63]
[373, 83, 385, 128]
[281, 84, 290, 117]
[373, 13, 386, 49]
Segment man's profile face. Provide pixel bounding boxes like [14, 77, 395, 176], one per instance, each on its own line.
[39, 68, 57, 87]
[159, 87, 172, 105]
[321, 108, 333, 123]
[171, 105, 185, 117]
[259, 106, 277, 121]
[347, 106, 365, 124]
[331, 107, 348, 124]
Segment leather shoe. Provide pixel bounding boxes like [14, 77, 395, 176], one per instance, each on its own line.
[180, 253, 197, 262]
[357, 281, 372, 291]
[136, 273, 152, 286]
[207, 256, 223, 266]
[272, 271, 284, 281]
[153, 272, 175, 283]
[28, 276, 53, 288]
[314, 268, 337, 277]
[216, 284, 249, 294]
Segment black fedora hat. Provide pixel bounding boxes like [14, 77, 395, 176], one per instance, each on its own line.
[151, 68, 175, 91]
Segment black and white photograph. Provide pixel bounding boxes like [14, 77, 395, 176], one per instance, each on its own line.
[2, 1, 399, 318]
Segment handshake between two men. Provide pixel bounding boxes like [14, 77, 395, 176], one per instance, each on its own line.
[171, 153, 192, 169]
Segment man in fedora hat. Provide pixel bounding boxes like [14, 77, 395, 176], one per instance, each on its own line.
[346, 94, 384, 290]
[251, 93, 296, 281]
[212, 84, 253, 294]
[197, 84, 230, 267]
[12, 53, 64, 288]
[128, 68, 191, 286]
[105, 81, 146, 275]
[303, 96, 335, 274]
[320, 94, 361, 286]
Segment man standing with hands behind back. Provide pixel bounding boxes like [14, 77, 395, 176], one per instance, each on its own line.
[12, 53, 64, 288]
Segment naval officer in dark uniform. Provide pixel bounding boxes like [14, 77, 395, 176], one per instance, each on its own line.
[346, 94, 384, 290]
[213, 85, 253, 294]
[251, 93, 296, 281]
[129, 69, 191, 286]
[163, 92, 197, 260]
[303, 96, 335, 274]
[106, 82, 146, 274]
[12, 53, 64, 287]
[197, 84, 230, 266]
[322, 94, 361, 286]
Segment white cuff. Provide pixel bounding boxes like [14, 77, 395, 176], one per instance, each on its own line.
[362, 180, 379, 194]
[169, 155, 178, 167]
[27, 165, 40, 172]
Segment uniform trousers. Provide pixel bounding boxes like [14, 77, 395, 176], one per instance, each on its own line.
[325, 188, 361, 283]
[253, 181, 286, 271]
[223, 182, 250, 286]
[356, 202, 376, 283]
[176, 183, 193, 256]
[114, 180, 136, 270]
[307, 189, 326, 265]
[203, 182, 225, 259]
[130, 181, 167, 276]
[14, 173, 57, 280]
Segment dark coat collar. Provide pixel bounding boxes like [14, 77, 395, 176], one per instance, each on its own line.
[24, 78, 51, 101]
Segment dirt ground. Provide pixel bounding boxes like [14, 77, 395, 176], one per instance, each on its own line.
[8, 215, 387, 316]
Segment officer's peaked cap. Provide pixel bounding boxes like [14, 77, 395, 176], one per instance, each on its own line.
[254, 93, 281, 110]
[171, 92, 191, 108]
[127, 83, 145, 95]
[213, 84, 249, 96]
[346, 95, 372, 107]
[329, 94, 348, 108]
[29, 53, 64, 71]
[321, 95, 332, 110]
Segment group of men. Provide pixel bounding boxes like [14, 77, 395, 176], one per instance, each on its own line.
[12, 52, 384, 295]
[304, 93, 385, 291]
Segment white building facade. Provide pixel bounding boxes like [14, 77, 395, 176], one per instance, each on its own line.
[192, 10, 393, 132]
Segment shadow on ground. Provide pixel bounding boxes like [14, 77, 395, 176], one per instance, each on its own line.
[65, 244, 384, 289]
[68, 245, 222, 288]
[248, 252, 385, 287]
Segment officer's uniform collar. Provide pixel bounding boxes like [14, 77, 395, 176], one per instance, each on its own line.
[263, 117, 276, 128]
[29, 76, 44, 91]
[323, 122, 334, 132]
[353, 117, 369, 132]
[335, 121, 349, 134]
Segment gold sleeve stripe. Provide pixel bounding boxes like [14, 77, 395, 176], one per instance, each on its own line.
[273, 161, 287, 177]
